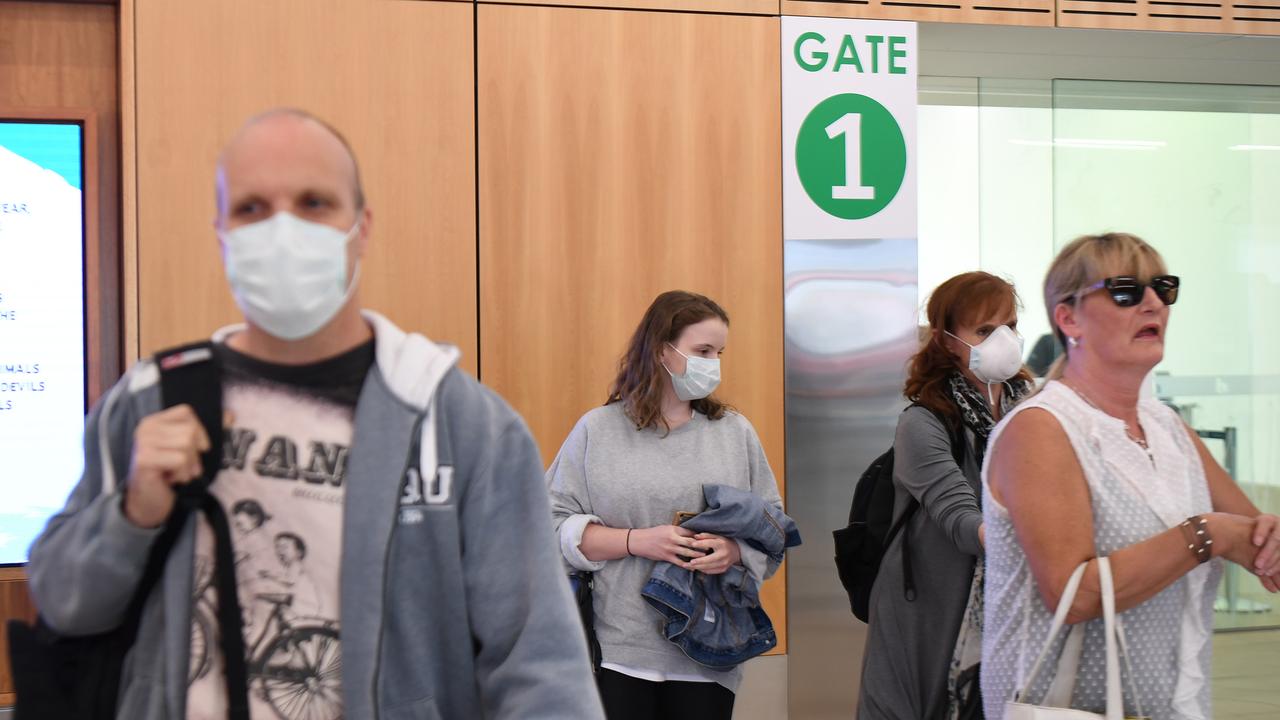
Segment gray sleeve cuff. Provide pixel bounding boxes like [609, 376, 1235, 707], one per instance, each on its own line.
[105, 491, 163, 554]
[559, 513, 607, 572]
[955, 512, 984, 557]
[735, 539, 773, 585]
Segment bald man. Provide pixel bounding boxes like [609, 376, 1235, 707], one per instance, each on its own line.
[27, 109, 604, 720]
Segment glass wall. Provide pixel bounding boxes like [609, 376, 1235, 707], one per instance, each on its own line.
[919, 77, 1280, 631]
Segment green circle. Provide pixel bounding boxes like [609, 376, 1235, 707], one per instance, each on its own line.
[796, 93, 906, 220]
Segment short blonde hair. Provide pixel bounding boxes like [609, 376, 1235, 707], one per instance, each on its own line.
[1043, 232, 1168, 379]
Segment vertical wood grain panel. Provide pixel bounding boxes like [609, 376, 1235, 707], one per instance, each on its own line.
[479, 0, 780, 14]
[782, 0, 1055, 26]
[478, 4, 787, 650]
[121, 0, 139, 365]
[0, 567, 37, 701]
[134, 0, 478, 369]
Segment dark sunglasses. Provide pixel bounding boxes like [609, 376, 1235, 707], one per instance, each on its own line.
[1073, 275, 1180, 307]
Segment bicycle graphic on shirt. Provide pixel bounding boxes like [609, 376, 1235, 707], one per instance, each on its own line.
[189, 555, 342, 720]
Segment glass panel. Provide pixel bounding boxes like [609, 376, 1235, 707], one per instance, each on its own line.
[1053, 79, 1280, 630]
[918, 72, 1280, 714]
[919, 78, 1055, 343]
[978, 79, 1054, 353]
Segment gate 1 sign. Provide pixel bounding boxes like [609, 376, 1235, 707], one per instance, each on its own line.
[782, 17, 917, 241]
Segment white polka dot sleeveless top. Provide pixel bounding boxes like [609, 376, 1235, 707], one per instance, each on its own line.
[981, 381, 1222, 720]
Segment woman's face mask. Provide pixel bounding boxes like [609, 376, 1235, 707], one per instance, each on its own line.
[946, 325, 1025, 404]
[663, 342, 721, 401]
[947, 325, 1025, 384]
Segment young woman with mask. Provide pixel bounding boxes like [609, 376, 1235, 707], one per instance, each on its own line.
[547, 290, 783, 720]
[857, 272, 1034, 720]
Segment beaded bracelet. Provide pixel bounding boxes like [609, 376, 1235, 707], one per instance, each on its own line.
[1179, 515, 1212, 564]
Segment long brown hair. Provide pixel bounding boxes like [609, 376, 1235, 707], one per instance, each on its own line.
[1042, 232, 1168, 381]
[905, 272, 1034, 427]
[607, 290, 732, 432]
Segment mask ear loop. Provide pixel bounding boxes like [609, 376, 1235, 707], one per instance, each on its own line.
[337, 219, 364, 303]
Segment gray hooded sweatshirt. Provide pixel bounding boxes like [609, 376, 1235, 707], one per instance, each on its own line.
[26, 311, 604, 720]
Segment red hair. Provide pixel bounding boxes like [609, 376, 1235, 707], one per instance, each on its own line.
[904, 272, 1033, 427]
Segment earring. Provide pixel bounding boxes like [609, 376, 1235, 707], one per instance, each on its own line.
[1067, 336, 1080, 348]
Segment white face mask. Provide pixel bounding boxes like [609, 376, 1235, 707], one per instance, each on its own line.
[220, 212, 361, 341]
[663, 343, 721, 401]
[946, 325, 1025, 402]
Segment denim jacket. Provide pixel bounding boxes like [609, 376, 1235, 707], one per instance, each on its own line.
[640, 484, 802, 669]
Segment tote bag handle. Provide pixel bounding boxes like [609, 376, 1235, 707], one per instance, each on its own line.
[1011, 557, 1144, 720]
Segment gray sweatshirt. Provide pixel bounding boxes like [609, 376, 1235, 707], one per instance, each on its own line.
[26, 311, 604, 720]
[546, 403, 783, 692]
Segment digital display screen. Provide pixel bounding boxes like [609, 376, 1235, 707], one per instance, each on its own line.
[0, 120, 87, 565]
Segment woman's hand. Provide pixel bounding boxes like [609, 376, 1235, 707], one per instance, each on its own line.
[688, 533, 742, 575]
[629, 525, 699, 567]
[1207, 512, 1261, 569]
[1249, 513, 1280, 592]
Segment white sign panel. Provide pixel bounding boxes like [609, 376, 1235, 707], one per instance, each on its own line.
[782, 17, 917, 241]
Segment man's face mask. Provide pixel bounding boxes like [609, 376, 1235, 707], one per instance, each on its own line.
[220, 212, 361, 341]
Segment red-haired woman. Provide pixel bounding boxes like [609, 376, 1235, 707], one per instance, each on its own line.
[857, 272, 1034, 720]
[547, 290, 783, 720]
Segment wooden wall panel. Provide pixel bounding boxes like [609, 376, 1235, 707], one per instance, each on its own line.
[478, 4, 787, 650]
[0, 568, 37, 705]
[0, 0, 121, 400]
[0, 567, 37, 704]
[783, 0, 1055, 26]
[480, 0, 780, 14]
[132, 0, 478, 370]
[1057, 0, 1280, 36]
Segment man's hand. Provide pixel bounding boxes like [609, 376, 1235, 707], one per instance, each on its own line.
[123, 405, 211, 528]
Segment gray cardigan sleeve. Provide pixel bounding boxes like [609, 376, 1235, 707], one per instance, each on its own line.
[27, 371, 163, 636]
[893, 405, 983, 557]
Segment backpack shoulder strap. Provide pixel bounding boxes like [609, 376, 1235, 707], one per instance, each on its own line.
[122, 341, 225, 605]
[153, 342, 249, 720]
[155, 342, 223, 490]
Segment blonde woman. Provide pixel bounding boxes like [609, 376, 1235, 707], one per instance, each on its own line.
[982, 233, 1280, 719]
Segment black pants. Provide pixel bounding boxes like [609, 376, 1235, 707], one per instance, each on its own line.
[597, 668, 735, 720]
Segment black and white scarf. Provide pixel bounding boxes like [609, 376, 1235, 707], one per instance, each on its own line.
[946, 372, 1033, 720]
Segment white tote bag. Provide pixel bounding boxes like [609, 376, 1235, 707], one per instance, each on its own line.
[1004, 557, 1145, 720]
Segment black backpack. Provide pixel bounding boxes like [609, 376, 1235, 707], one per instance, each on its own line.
[6, 342, 250, 720]
[833, 405, 967, 623]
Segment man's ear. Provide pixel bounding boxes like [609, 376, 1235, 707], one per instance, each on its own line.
[354, 206, 373, 257]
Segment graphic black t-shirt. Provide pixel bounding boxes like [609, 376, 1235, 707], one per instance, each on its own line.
[187, 339, 373, 720]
